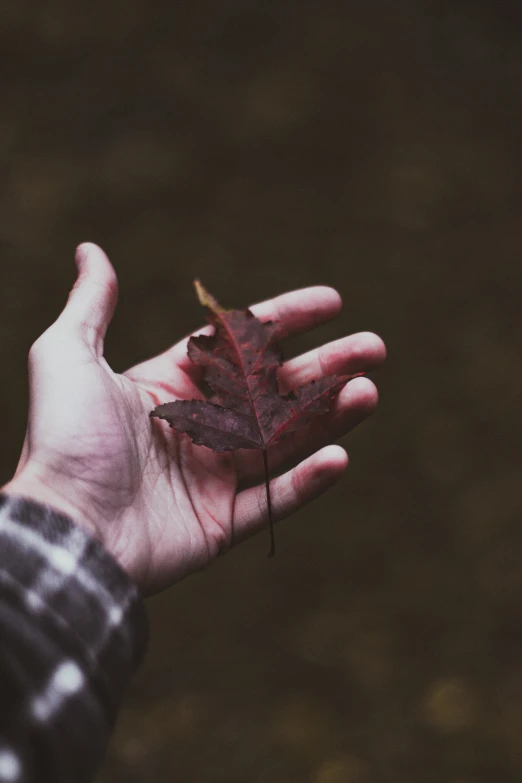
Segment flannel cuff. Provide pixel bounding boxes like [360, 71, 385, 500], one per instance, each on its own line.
[0, 492, 148, 782]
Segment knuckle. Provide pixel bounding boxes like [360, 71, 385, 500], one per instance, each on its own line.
[291, 466, 304, 503]
[257, 485, 268, 521]
[292, 460, 312, 506]
[316, 345, 329, 375]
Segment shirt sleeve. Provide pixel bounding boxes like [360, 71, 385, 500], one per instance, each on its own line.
[0, 492, 148, 783]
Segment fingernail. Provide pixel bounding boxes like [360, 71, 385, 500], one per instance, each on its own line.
[75, 244, 88, 269]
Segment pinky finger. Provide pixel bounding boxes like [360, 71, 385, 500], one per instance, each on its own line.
[232, 445, 349, 547]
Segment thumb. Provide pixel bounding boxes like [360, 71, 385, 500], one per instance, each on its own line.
[57, 243, 119, 356]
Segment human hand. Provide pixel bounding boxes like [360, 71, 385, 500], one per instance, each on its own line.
[3, 244, 385, 595]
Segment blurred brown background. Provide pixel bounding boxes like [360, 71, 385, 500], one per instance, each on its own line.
[1, 1, 522, 781]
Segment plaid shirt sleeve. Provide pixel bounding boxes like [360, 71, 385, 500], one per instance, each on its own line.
[0, 492, 148, 783]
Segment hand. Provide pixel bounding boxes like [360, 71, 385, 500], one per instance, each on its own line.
[3, 244, 385, 595]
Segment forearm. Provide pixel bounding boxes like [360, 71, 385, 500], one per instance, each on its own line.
[0, 492, 148, 783]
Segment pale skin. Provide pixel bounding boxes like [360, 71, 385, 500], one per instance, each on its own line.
[3, 244, 386, 596]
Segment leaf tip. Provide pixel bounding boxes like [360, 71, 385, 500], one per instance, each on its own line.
[194, 279, 225, 314]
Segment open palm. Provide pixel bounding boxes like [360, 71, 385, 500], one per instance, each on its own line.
[5, 244, 385, 596]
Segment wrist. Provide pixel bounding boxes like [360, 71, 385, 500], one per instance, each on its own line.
[2, 466, 103, 546]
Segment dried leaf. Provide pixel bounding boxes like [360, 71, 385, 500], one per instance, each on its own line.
[151, 282, 358, 555]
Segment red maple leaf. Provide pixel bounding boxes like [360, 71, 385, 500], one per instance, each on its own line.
[150, 282, 360, 556]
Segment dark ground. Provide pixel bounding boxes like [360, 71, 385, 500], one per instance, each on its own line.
[1, 2, 522, 781]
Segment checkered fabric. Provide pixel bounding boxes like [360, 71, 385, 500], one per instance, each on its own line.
[0, 493, 148, 783]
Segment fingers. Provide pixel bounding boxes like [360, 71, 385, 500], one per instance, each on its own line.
[126, 284, 343, 389]
[56, 243, 119, 357]
[172, 285, 343, 371]
[278, 331, 386, 392]
[235, 375, 378, 485]
[234, 333, 385, 484]
[232, 445, 348, 545]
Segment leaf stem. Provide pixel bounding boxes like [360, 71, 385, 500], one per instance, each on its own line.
[262, 448, 275, 557]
